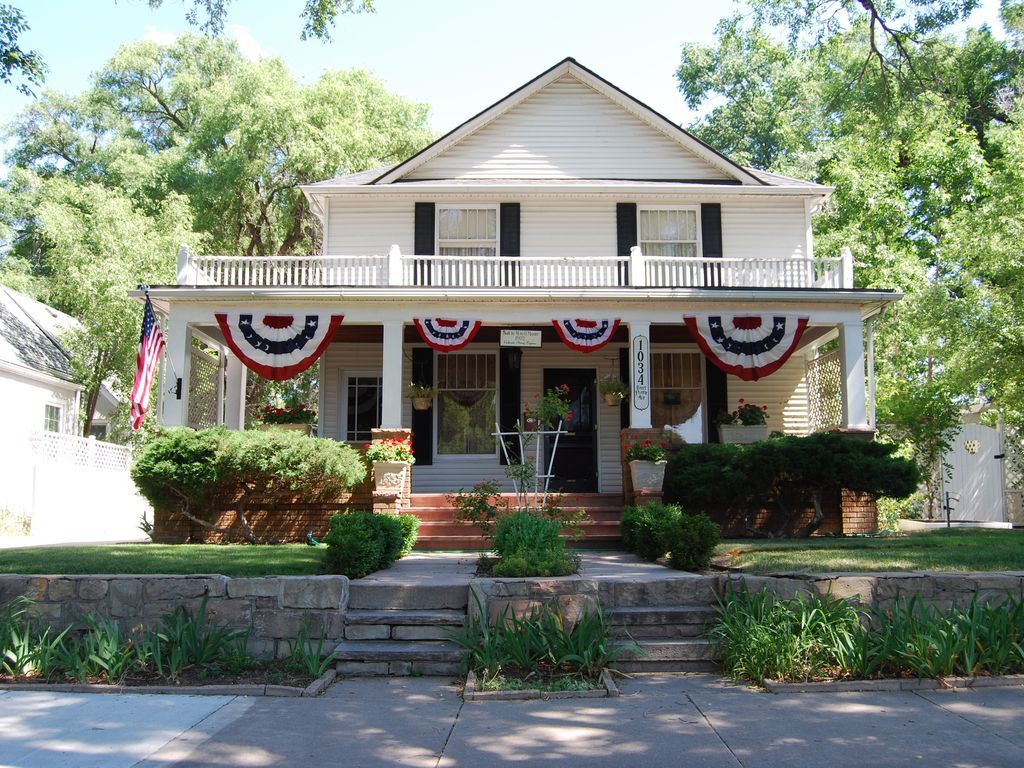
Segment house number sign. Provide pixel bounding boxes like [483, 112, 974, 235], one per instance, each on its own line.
[631, 334, 650, 411]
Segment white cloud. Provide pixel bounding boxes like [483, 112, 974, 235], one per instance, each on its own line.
[143, 25, 176, 46]
[227, 24, 270, 61]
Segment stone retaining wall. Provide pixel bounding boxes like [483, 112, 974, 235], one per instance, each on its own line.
[0, 574, 350, 659]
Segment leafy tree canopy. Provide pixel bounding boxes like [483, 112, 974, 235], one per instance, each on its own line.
[146, 0, 375, 40]
[0, 3, 44, 94]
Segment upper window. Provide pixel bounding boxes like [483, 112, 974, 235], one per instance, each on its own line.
[651, 352, 703, 430]
[345, 375, 382, 442]
[437, 207, 498, 258]
[436, 353, 496, 456]
[44, 404, 62, 433]
[639, 208, 699, 258]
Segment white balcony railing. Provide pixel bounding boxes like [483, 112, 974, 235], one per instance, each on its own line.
[179, 245, 853, 290]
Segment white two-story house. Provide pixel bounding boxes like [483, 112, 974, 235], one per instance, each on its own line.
[144, 58, 894, 501]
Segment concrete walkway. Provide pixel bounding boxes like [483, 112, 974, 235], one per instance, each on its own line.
[1, 675, 1021, 767]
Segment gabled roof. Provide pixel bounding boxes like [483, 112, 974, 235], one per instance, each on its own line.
[371, 57, 764, 187]
[0, 285, 75, 381]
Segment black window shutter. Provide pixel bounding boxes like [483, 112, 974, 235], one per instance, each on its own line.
[499, 203, 520, 287]
[413, 202, 435, 286]
[700, 203, 723, 286]
[616, 203, 637, 286]
[411, 348, 433, 465]
[705, 360, 728, 443]
[619, 346, 629, 430]
[499, 348, 522, 465]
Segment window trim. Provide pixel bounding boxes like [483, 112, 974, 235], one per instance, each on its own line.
[433, 349, 500, 460]
[435, 204, 500, 257]
[340, 370, 383, 444]
[43, 402, 63, 433]
[649, 345, 707, 442]
[637, 206, 702, 257]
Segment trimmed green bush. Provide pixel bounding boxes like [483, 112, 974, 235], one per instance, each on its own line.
[132, 427, 366, 543]
[491, 512, 579, 577]
[491, 548, 580, 577]
[667, 513, 720, 571]
[664, 433, 919, 537]
[620, 502, 682, 561]
[394, 513, 420, 557]
[323, 511, 407, 578]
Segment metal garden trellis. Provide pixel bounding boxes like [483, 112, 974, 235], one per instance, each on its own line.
[493, 419, 567, 512]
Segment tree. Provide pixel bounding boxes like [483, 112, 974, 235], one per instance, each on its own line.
[146, 0, 375, 40]
[0, 4, 43, 94]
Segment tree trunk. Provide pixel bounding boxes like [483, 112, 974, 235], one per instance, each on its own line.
[793, 491, 826, 539]
[81, 384, 100, 437]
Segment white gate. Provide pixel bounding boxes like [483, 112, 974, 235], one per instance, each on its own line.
[943, 423, 1005, 522]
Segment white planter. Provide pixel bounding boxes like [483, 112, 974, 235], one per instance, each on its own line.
[372, 461, 408, 493]
[256, 423, 312, 435]
[629, 460, 667, 492]
[719, 424, 769, 444]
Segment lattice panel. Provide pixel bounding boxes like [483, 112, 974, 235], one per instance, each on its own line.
[1003, 424, 1023, 524]
[188, 347, 221, 429]
[32, 432, 133, 471]
[806, 349, 842, 432]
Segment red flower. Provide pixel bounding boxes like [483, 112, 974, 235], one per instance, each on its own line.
[738, 398, 745, 404]
[566, 411, 574, 422]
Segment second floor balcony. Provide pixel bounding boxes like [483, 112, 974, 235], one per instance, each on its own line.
[176, 246, 855, 291]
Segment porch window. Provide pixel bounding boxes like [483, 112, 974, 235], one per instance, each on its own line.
[639, 208, 699, 258]
[345, 375, 382, 442]
[43, 404, 62, 433]
[651, 352, 703, 428]
[436, 353, 496, 455]
[437, 207, 498, 258]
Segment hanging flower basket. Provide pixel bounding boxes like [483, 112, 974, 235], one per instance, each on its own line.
[407, 384, 436, 412]
[603, 392, 624, 407]
[411, 397, 432, 411]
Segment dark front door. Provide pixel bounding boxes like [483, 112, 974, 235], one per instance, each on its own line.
[543, 368, 598, 493]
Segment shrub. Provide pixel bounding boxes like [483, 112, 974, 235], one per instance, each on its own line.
[667, 513, 720, 571]
[491, 511, 579, 577]
[449, 481, 509, 540]
[491, 548, 579, 577]
[395, 513, 420, 558]
[323, 511, 406, 578]
[620, 502, 681, 561]
[132, 428, 366, 543]
[664, 433, 920, 538]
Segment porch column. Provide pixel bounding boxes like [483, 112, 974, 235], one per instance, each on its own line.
[161, 313, 191, 427]
[839, 319, 869, 429]
[628, 320, 652, 429]
[381, 320, 404, 428]
[223, 352, 246, 430]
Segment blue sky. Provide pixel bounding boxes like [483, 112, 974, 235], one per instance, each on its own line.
[1, 0, 1008, 134]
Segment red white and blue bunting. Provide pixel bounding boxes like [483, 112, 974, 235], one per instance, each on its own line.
[215, 311, 343, 381]
[414, 318, 482, 352]
[552, 318, 621, 353]
[683, 313, 809, 381]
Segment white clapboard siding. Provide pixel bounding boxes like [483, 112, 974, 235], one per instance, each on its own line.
[721, 198, 806, 260]
[325, 197, 412, 257]
[319, 343, 383, 442]
[727, 354, 811, 436]
[404, 76, 734, 181]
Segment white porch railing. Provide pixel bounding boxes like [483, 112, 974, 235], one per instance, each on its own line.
[179, 244, 853, 290]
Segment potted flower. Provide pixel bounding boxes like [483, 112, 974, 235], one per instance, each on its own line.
[407, 384, 436, 411]
[364, 437, 416, 493]
[255, 404, 316, 435]
[523, 384, 571, 431]
[716, 399, 769, 444]
[598, 376, 628, 406]
[625, 440, 668, 492]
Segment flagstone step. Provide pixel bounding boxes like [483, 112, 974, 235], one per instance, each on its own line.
[612, 638, 720, 673]
[606, 605, 716, 639]
[347, 583, 469, 611]
[333, 639, 464, 677]
[343, 609, 466, 641]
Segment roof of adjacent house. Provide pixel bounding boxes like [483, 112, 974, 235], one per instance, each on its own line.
[0, 285, 76, 381]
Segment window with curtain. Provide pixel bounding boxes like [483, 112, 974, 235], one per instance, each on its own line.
[436, 353, 496, 455]
[651, 352, 703, 429]
[43, 404, 62, 433]
[639, 208, 699, 258]
[345, 375, 382, 442]
[437, 207, 498, 258]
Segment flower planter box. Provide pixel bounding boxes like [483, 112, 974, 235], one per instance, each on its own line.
[372, 461, 409, 493]
[255, 423, 312, 435]
[628, 459, 666, 492]
[719, 424, 769, 444]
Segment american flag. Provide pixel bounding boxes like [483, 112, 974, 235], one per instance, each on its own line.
[130, 295, 166, 430]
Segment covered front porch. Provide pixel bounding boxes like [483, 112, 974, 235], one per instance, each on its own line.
[149, 290, 886, 498]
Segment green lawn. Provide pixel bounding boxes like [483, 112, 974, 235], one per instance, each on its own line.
[716, 529, 1024, 574]
[0, 544, 324, 577]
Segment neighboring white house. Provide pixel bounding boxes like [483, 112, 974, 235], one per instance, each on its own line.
[142, 58, 897, 496]
[0, 285, 144, 542]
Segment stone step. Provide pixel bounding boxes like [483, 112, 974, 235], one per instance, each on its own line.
[614, 639, 719, 662]
[416, 521, 623, 537]
[347, 582, 469, 610]
[408, 493, 625, 509]
[409, 508, 625, 523]
[333, 640, 464, 664]
[344, 609, 466, 626]
[412, 535, 624, 551]
[606, 605, 717, 626]
[599, 577, 721, 609]
[336, 660, 463, 677]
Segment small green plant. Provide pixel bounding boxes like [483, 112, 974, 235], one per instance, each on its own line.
[448, 481, 508, 540]
[715, 399, 768, 426]
[523, 385, 571, 429]
[286, 616, 336, 677]
[624, 440, 666, 462]
[598, 377, 628, 398]
[147, 596, 247, 679]
[667, 513, 721, 571]
[620, 502, 681, 561]
[406, 384, 436, 399]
